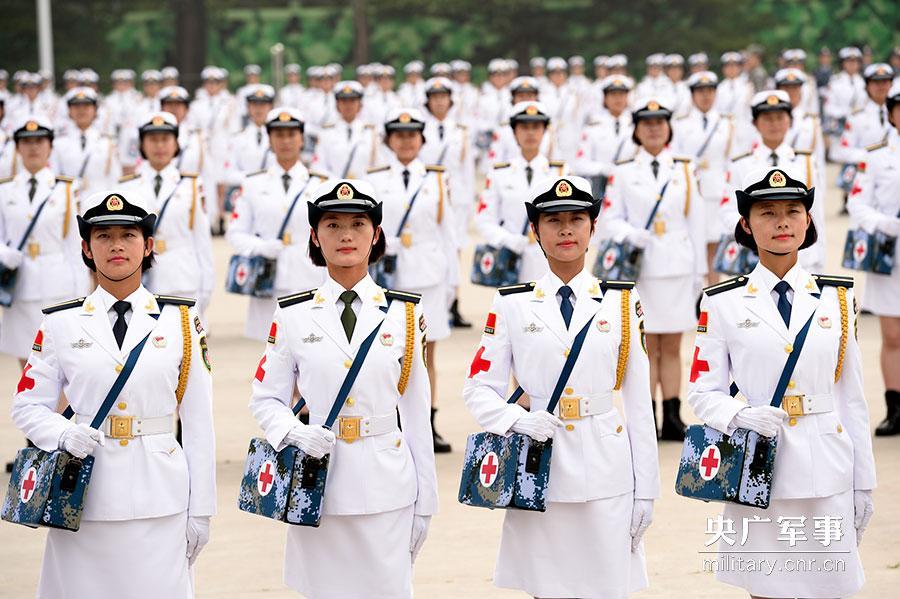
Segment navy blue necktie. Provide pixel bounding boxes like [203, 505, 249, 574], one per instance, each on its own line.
[774, 281, 792, 327]
[558, 285, 574, 329]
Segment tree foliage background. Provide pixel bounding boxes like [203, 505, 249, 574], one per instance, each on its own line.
[1, 0, 897, 89]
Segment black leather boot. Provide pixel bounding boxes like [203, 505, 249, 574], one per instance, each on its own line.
[431, 408, 452, 453]
[875, 390, 900, 436]
[450, 299, 472, 328]
[660, 397, 686, 441]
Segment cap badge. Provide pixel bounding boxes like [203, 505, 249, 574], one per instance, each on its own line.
[769, 171, 786, 187]
[342, 85, 353, 94]
[766, 94, 780, 105]
[786, 73, 796, 81]
[76, 91, 86, 99]
[337, 183, 354, 200]
[25, 121, 38, 132]
[521, 81, 532, 88]
[254, 89, 266, 97]
[398, 112, 412, 123]
[555, 180, 572, 197]
[106, 195, 124, 211]
[647, 101, 660, 111]
[525, 105, 538, 116]
[151, 115, 165, 126]
[278, 112, 292, 122]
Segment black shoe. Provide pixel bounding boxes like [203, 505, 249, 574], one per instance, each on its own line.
[875, 390, 900, 436]
[660, 398, 686, 441]
[5, 461, 13, 474]
[450, 299, 472, 328]
[431, 408, 452, 453]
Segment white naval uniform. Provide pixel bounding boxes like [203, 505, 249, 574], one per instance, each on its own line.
[277, 83, 305, 109]
[0, 169, 88, 358]
[11, 285, 216, 599]
[250, 275, 438, 599]
[672, 109, 739, 242]
[786, 107, 827, 179]
[222, 123, 272, 186]
[119, 163, 215, 311]
[824, 71, 866, 125]
[715, 77, 755, 145]
[463, 270, 659, 598]
[226, 162, 327, 340]
[486, 116, 552, 166]
[573, 111, 635, 187]
[51, 124, 122, 197]
[601, 148, 706, 333]
[847, 132, 900, 316]
[365, 157, 457, 341]
[689, 264, 875, 598]
[421, 113, 476, 242]
[720, 143, 827, 271]
[311, 117, 380, 179]
[542, 82, 584, 163]
[475, 156, 568, 283]
[830, 99, 892, 165]
[0, 129, 21, 178]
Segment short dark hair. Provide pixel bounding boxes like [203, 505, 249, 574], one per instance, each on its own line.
[308, 224, 386, 267]
[81, 226, 154, 272]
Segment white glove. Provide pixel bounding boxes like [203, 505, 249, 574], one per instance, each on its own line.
[256, 238, 285, 259]
[630, 499, 654, 552]
[510, 411, 563, 442]
[0, 248, 25, 269]
[731, 405, 786, 438]
[628, 228, 653, 249]
[409, 514, 431, 562]
[878, 217, 900, 237]
[185, 515, 210, 566]
[853, 489, 874, 545]
[284, 424, 337, 459]
[58, 423, 105, 459]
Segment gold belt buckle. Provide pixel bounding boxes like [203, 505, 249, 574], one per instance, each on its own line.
[337, 416, 361, 443]
[108, 415, 134, 439]
[558, 397, 582, 420]
[782, 395, 805, 417]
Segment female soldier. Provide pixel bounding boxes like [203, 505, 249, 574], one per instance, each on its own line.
[600, 98, 706, 441]
[848, 81, 900, 435]
[689, 168, 876, 598]
[0, 115, 88, 365]
[119, 111, 214, 315]
[249, 179, 437, 599]
[365, 108, 457, 452]
[227, 107, 329, 341]
[11, 189, 216, 598]
[464, 175, 659, 598]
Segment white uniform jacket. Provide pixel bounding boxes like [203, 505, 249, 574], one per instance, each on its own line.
[830, 100, 892, 165]
[249, 275, 439, 516]
[688, 265, 876, 499]
[823, 71, 866, 121]
[119, 163, 214, 304]
[848, 132, 900, 234]
[0, 169, 88, 301]
[11, 286, 216, 520]
[311, 118, 379, 179]
[222, 123, 272, 186]
[462, 270, 660, 502]
[600, 148, 706, 278]
[573, 110, 635, 179]
[475, 156, 568, 283]
[51, 124, 122, 197]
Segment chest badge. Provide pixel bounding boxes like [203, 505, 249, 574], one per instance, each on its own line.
[380, 332, 394, 346]
[152, 335, 167, 348]
[302, 333, 323, 344]
[596, 319, 611, 332]
[817, 316, 832, 329]
[523, 322, 544, 333]
[71, 338, 93, 349]
[737, 318, 760, 329]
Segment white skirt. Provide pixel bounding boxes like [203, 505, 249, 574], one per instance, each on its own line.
[284, 505, 415, 599]
[862, 267, 900, 317]
[38, 512, 192, 599]
[407, 283, 450, 342]
[0, 299, 54, 359]
[636, 275, 698, 333]
[715, 491, 864, 598]
[245, 296, 278, 341]
[703, 196, 724, 243]
[495, 494, 648, 598]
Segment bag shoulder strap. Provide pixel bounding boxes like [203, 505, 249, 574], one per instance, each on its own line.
[152, 177, 186, 234]
[642, 177, 672, 230]
[395, 172, 431, 236]
[89, 322, 157, 428]
[769, 300, 818, 409]
[276, 177, 314, 241]
[15, 184, 58, 251]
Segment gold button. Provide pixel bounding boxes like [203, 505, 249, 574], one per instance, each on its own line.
[837, 424, 843, 433]
[119, 439, 129, 446]
[564, 387, 574, 395]
[395, 439, 402, 448]
[115, 364, 123, 373]
[343, 359, 352, 369]
[787, 381, 795, 390]
[789, 417, 797, 426]
[564, 349, 570, 357]
[346, 398, 355, 406]
[117, 402, 127, 410]
[616, 425, 623, 433]
[565, 424, 575, 431]
[784, 344, 793, 354]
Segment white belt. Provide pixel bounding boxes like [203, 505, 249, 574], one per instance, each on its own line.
[781, 394, 834, 417]
[325, 413, 398, 443]
[546, 392, 614, 420]
[76, 414, 174, 439]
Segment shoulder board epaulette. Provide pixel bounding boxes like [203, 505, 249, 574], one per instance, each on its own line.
[499, 120, 510, 127]
[367, 165, 390, 174]
[155, 294, 196, 307]
[794, 150, 812, 156]
[425, 165, 446, 172]
[118, 173, 140, 183]
[730, 151, 752, 162]
[363, 123, 374, 129]
[866, 140, 888, 152]
[851, 107, 864, 115]
[673, 155, 691, 162]
[55, 175, 74, 183]
[385, 289, 422, 304]
[492, 162, 511, 170]
[456, 123, 468, 130]
[803, 113, 818, 120]
[812, 274, 854, 288]
[246, 169, 267, 178]
[309, 170, 329, 180]
[600, 280, 636, 290]
[615, 157, 634, 165]
[0, 176, 14, 185]
[277, 289, 317, 308]
[499, 281, 536, 296]
[703, 275, 748, 297]
[179, 172, 199, 178]
[42, 297, 86, 314]
[674, 114, 689, 121]
[321, 123, 335, 129]
[586, 119, 601, 126]
[549, 160, 566, 168]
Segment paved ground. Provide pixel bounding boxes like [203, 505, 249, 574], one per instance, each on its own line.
[0, 166, 897, 597]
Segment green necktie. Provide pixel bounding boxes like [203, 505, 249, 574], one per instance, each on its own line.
[339, 290, 358, 341]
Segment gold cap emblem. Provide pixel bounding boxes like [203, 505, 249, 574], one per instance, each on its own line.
[769, 170, 786, 187]
[555, 180, 572, 197]
[254, 89, 266, 97]
[525, 104, 538, 116]
[766, 94, 780, 105]
[75, 91, 86, 99]
[278, 111, 292, 121]
[342, 85, 353, 94]
[398, 112, 412, 123]
[151, 115, 165, 126]
[647, 101, 660, 111]
[786, 73, 797, 81]
[25, 121, 39, 132]
[106, 195, 124, 211]
[337, 183, 353, 200]
[521, 81, 532, 89]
